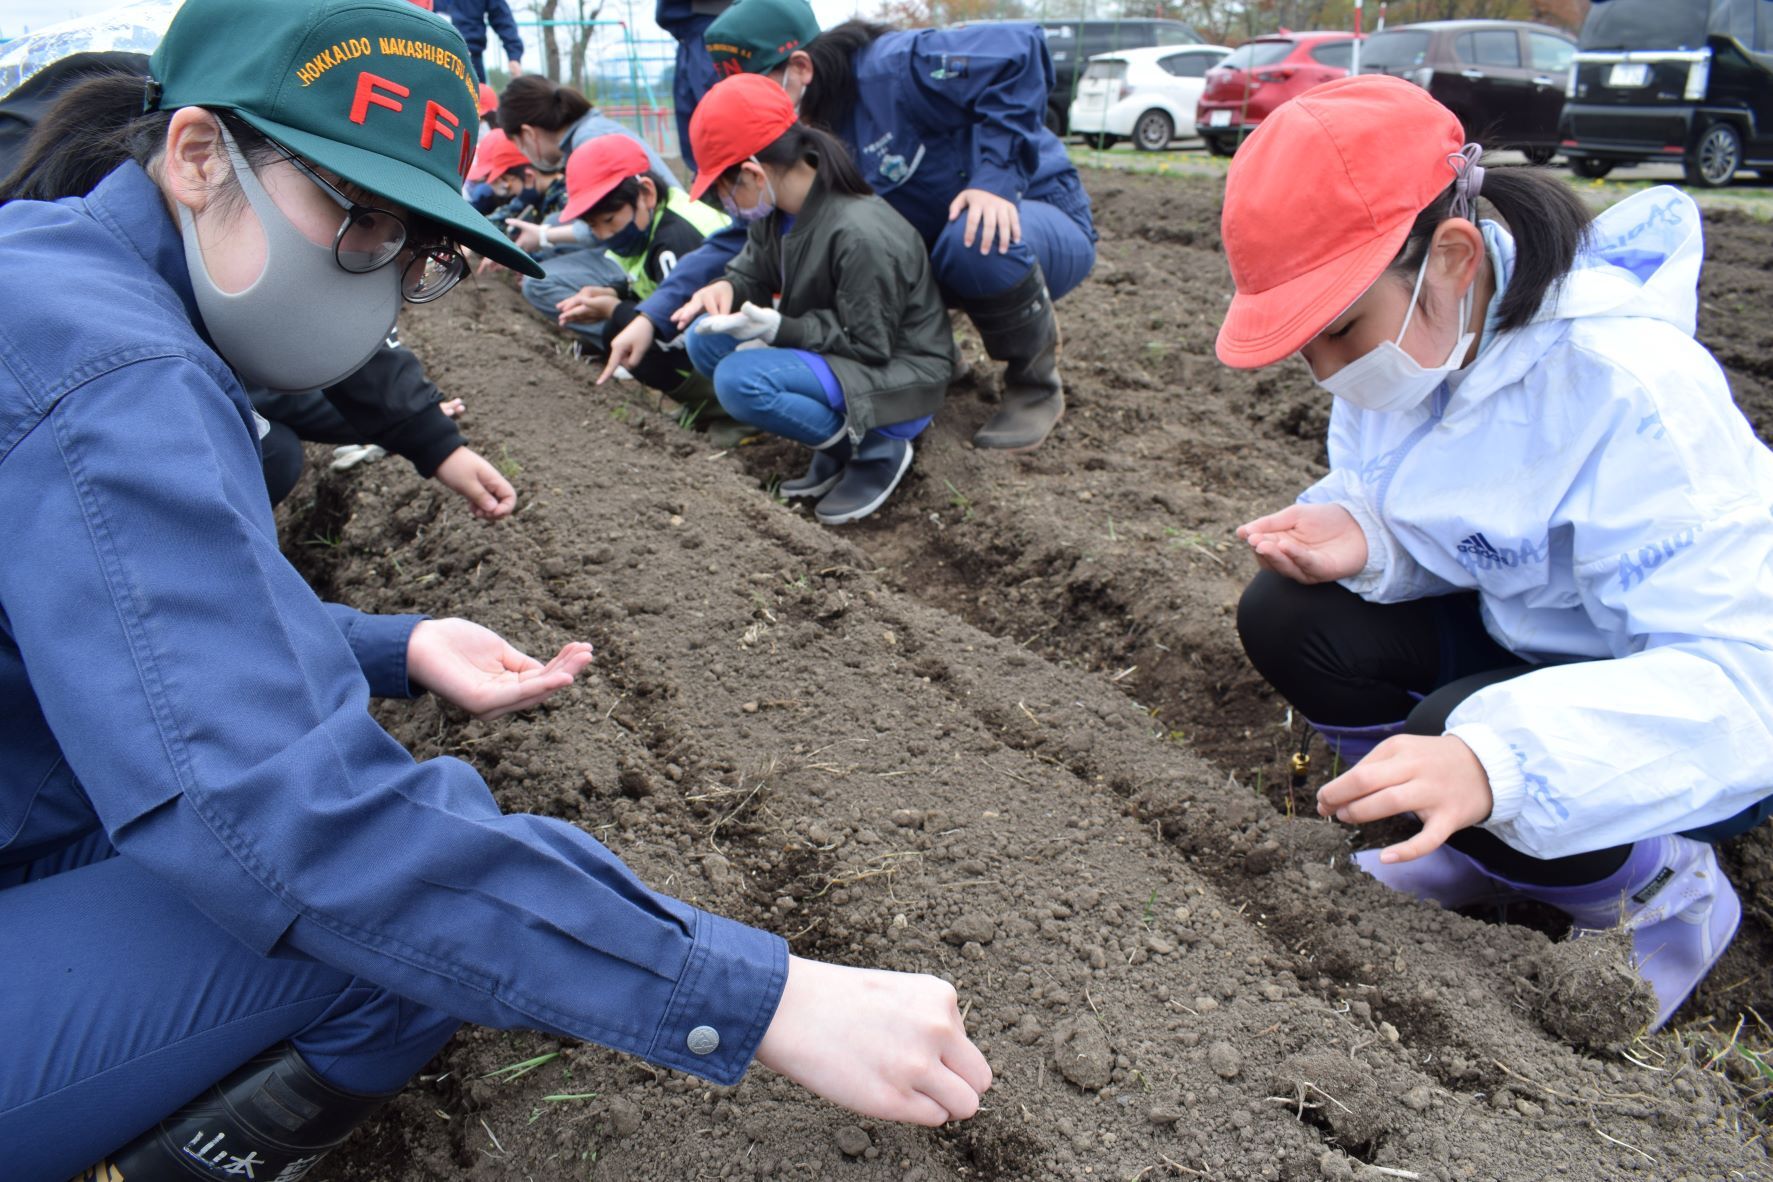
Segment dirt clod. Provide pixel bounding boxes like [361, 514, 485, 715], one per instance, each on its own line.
[1051, 1018, 1113, 1091]
[1533, 927, 1657, 1048]
[1207, 1041, 1242, 1080]
[943, 913, 996, 946]
[835, 1126, 871, 1157]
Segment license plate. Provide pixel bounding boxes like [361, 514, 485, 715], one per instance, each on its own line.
[1607, 62, 1649, 87]
[1208, 109, 1232, 127]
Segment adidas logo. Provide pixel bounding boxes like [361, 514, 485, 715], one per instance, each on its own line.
[1457, 532, 1502, 562]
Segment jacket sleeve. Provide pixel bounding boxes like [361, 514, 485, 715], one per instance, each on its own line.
[322, 337, 466, 478]
[1446, 358, 1773, 858]
[1296, 400, 1459, 602]
[638, 223, 748, 339]
[910, 27, 1052, 201]
[771, 228, 901, 366]
[320, 602, 424, 699]
[721, 226, 777, 313]
[0, 357, 787, 1085]
[487, 0, 527, 61]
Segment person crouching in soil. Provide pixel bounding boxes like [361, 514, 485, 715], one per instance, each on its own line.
[551, 133, 730, 409]
[664, 73, 956, 526]
[1217, 75, 1773, 1031]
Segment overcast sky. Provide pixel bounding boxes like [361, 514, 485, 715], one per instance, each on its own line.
[3, 0, 869, 56]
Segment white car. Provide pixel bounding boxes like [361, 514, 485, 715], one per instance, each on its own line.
[1068, 44, 1231, 150]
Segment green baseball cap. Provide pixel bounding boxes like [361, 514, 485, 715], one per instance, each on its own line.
[703, 0, 822, 78]
[150, 0, 542, 277]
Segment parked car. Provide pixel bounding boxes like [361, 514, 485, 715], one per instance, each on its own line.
[1558, 0, 1773, 187]
[1035, 18, 1204, 134]
[1195, 31, 1360, 156]
[1069, 44, 1232, 150]
[1358, 20, 1577, 163]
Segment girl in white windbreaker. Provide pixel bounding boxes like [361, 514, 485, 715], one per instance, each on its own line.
[1216, 75, 1773, 1030]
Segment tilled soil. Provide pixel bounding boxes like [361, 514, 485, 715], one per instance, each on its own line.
[291, 170, 1773, 1182]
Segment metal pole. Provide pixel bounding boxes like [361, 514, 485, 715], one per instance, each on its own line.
[1351, 0, 1362, 75]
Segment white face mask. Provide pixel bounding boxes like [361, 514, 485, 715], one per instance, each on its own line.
[1317, 249, 1475, 414]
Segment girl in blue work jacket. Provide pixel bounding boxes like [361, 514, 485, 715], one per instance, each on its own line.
[604, 0, 1098, 453]
[0, 1, 987, 1177]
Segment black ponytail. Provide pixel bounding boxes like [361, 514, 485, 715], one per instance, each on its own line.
[0, 69, 171, 203]
[1, 67, 278, 206]
[798, 20, 890, 134]
[1390, 163, 1592, 333]
[720, 122, 872, 200]
[498, 75, 590, 135]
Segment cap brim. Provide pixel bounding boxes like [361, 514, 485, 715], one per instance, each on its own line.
[236, 110, 545, 279]
[689, 153, 742, 201]
[1215, 219, 1411, 369]
[560, 174, 622, 225]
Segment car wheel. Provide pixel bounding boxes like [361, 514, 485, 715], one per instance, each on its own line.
[1685, 122, 1742, 188]
[1570, 156, 1615, 179]
[1133, 110, 1174, 152]
[1085, 133, 1118, 149]
[1203, 132, 1235, 157]
[1524, 146, 1556, 166]
[1045, 104, 1067, 137]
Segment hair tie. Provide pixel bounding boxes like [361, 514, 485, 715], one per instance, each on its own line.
[141, 76, 163, 114]
[1448, 142, 1485, 221]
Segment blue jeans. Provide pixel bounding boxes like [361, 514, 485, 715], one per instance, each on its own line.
[930, 197, 1097, 304]
[521, 246, 631, 343]
[684, 323, 929, 444]
[0, 830, 458, 1179]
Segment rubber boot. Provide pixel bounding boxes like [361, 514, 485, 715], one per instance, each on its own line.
[73, 1043, 397, 1181]
[962, 264, 1064, 451]
[814, 431, 913, 525]
[1353, 845, 1523, 911]
[779, 429, 852, 499]
[1502, 835, 1742, 1030]
[1307, 718, 1407, 768]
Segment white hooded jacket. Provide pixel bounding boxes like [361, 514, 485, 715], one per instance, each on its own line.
[1300, 186, 1773, 859]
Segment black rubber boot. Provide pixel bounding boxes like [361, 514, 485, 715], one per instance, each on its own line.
[74, 1044, 397, 1181]
[779, 431, 852, 499]
[814, 431, 912, 525]
[960, 264, 1064, 451]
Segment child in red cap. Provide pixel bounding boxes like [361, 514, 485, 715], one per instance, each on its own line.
[1218, 74, 1773, 1032]
[669, 73, 957, 525]
[550, 133, 729, 404]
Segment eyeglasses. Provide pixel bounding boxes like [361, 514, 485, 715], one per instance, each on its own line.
[273, 146, 469, 303]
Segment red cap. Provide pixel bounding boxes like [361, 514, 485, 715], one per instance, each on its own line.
[477, 82, 499, 116]
[560, 134, 653, 222]
[688, 73, 796, 201]
[467, 128, 530, 183]
[1216, 75, 1467, 369]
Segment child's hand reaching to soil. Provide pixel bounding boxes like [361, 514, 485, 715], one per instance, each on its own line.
[407, 619, 593, 720]
[1236, 503, 1368, 584]
[1316, 734, 1494, 862]
[671, 280, 735, 330]
[756, 956, 992, 1126]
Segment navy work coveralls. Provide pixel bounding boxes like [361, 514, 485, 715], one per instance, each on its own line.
[434, 0, 526, 81]
[0, 162, 786, 1179]
[638, 22, 1098, 337]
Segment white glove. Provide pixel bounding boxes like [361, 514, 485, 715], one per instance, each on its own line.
[695, 301, 782, 345]
[329, 443, 387, 472]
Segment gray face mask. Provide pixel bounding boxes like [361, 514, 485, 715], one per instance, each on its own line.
[179, 130, 401, 392]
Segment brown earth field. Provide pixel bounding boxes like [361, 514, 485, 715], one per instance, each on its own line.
[288, 169, 1773, 1182]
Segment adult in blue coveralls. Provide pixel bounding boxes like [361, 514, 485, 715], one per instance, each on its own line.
[0, 0, 988, 1177]
[601, 0, 1098, 452]
[433, 0, 525, 82]
[655, 0, 731, 170]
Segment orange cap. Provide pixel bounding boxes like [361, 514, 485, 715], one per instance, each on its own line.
[560, 134, 653, 222]
[1216, 75, 1467, 370]
[688, 73, 796, 201]
[467, 128, 530, 183]
[477, 82, 499, 116]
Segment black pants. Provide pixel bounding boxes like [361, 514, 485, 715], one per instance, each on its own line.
[1236, 570, 1632, 886]
[256, 391, 362, 507]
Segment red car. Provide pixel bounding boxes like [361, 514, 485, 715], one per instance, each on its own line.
[1196, 31, 1361, 156]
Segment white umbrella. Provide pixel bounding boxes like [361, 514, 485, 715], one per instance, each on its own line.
[0, 0, 185, 100]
